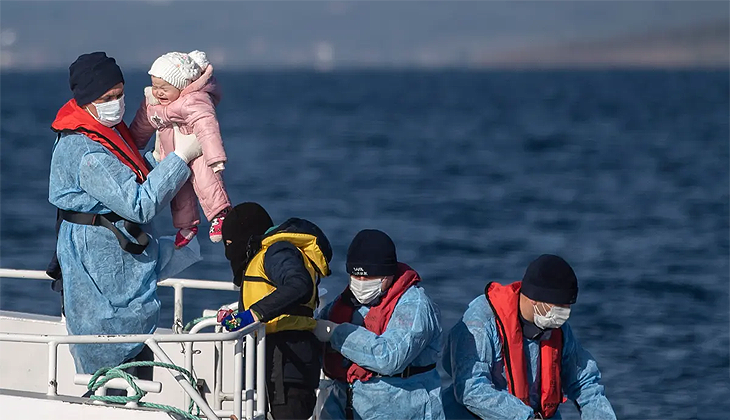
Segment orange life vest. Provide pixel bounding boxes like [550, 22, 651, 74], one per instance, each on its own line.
[51, 99, 149, 183]
[485, 281, 564, 419]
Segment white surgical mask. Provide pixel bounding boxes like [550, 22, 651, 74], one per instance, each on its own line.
[91, 95, 125, 127]
[349, 276, 385, 305]
[533, 302, 571, 330]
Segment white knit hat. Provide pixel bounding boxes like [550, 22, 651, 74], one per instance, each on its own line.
[148, 50, 210, 90]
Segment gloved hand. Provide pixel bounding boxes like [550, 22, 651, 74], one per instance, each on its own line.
[217, 308, 235, 323]
[220, 309, 257, 332]
[152, 132, 163, 162]
[313, 320, 339, 342]
[172, 124, 202, 163]
[144, 86, 160, 106]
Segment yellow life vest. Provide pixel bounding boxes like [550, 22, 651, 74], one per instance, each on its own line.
[241, 222, 331, 335]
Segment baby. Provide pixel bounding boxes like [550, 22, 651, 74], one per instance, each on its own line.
[130, 50, 231, 247]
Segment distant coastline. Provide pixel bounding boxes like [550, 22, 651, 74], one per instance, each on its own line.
[0, 12, 726, 71]
[474, 20, 729, 69]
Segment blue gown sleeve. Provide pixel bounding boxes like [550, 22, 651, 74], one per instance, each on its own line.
[447, 297, 533, 420]
[329, 287, 439, 376]
[78, 150, 190, 224]
[560, 324, 617, 420]
[144, 150, 158, 169]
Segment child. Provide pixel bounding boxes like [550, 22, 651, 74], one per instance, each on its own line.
[130, 50, 231, 248]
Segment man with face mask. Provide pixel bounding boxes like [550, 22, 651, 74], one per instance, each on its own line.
[441, 254, 616, 420]
[313, 229, 445, 420]
[48, 51, 204, 378]
[219, 202, 332, 419]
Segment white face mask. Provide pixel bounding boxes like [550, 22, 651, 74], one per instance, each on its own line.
[91, 95, 125, 127]
[349, 276, 385, 305]
[533, 302, 571, 330]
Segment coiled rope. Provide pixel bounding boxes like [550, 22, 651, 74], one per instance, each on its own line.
[87, 361, 203, 420]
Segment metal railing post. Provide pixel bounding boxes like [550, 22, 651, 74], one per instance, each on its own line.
[47, 341, 58, 396]
[173, 283, 184, 333]
[215, 337, 223, 410]
[256, 326, 266, 417]
[185, 318, 227, 411]
[184, 341, 193, 410]
[245, 333, 255, 420]
[234, 336, 244, 420]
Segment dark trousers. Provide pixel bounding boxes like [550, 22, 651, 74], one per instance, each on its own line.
[125, 344, 155, 381]
[268, 384, 317, 420]
[266, 330, 322, 420]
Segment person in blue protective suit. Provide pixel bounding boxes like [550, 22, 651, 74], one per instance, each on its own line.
[48, 52, 204, 378]
[441, 254, 616, 420]
[313, 229, 445, 420]
[218, 202, 333, 420]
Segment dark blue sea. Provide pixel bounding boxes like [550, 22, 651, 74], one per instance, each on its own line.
[1, 70, 728, 419]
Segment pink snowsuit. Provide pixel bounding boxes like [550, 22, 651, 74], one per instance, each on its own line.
[130, 65, 231, 229]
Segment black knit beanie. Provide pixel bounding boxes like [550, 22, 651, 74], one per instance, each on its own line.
[521, 254, 579, 305]
[346, 229, 398, 277]
[69, 52, 125, 106]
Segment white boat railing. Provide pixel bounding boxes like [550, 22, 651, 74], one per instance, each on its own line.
[0, 268, 240, 333]
[0, 268, 267, 420]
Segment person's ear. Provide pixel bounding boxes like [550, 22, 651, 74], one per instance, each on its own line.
[382, 275, 395, 291]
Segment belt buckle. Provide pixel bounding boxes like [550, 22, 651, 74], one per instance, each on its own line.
[91, 214, 99, 225]
[399, 367, 409, 379]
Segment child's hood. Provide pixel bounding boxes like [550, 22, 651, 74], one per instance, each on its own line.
[179, 64, 221, 105]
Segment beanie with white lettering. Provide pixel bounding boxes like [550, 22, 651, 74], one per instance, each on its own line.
[148, 50, 210, 90]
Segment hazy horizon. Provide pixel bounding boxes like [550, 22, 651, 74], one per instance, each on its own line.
[1, 1, 728, 70]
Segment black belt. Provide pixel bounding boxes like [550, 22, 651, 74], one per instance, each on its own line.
[373, 363, 437, 379]
[346, 384, 354, 420]
[59, 210, 149, 254]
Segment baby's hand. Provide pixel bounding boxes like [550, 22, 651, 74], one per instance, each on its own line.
[211, 162, 225, 173]
[144, 87, 160, 106]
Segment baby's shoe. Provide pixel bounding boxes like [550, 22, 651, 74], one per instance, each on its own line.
[175, 226, 198, 249]
[209, 208, 231, 243]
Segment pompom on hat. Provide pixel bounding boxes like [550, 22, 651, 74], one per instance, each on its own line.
[148, 50, 210, 90]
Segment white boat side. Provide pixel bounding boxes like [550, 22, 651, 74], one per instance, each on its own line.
[0, 268, 272, 420]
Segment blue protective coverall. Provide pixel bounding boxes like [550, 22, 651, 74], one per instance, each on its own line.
[317, 285, 445, 420]
[441, 295, 617, 420]
[48, 132, 200, 374]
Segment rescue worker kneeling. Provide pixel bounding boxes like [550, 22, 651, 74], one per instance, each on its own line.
[314, 229, 445, 420]
[219, 202, 332, 420]
[441, 254, 616, 420]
